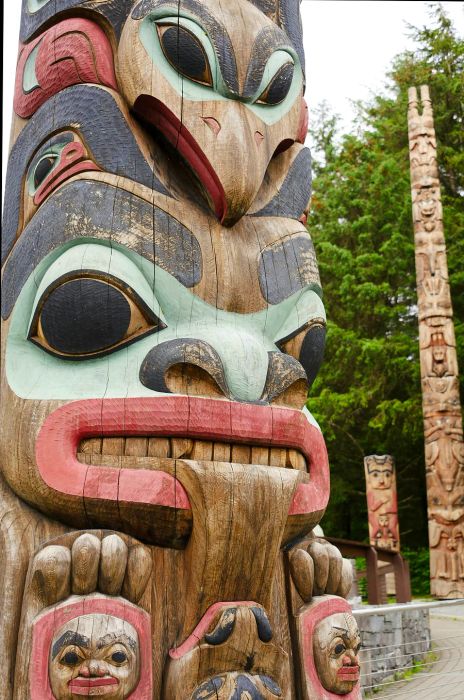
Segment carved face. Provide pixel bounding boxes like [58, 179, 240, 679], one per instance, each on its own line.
[1, 0, 328, 547]
[49, 614, 140, 699]
[313, 613, 361, 695]
[367, 466, 393, 490]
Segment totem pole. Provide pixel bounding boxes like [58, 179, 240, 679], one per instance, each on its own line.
[1, 1, 362, 697]
[408, 85, 464, 598]
[364, 455, 400, 551]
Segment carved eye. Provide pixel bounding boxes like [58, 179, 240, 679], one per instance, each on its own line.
[334, 643, 346, 655]
[110, 650, 128, 664]
[29, 275, 164, 359]
[158, 24, 212, 86]
[60, 648, 83, 666]
[33, 154, 59, 189]
[257, 62, 294, 105]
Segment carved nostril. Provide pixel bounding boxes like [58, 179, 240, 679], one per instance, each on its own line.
[202, 116, 221, 135]
[261, 352, 309, 409]
[139, 338, 229, 399]
[254, 131, 264, 146]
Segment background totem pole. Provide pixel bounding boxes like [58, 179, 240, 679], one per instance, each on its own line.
[364, 455, 400, 551]
[1, 1, 362, 697]
[408, 85, 464, 598]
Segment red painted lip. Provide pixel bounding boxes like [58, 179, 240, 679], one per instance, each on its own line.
[337, 666, 360, 679]
[134, 95, 227, 223]
[36, 396, 329, 516]
[69, 677, 118, 688]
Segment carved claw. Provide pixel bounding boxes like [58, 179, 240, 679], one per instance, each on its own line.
[289, 535, 353, 602]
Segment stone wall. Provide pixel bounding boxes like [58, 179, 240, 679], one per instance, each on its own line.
[354, 606, 431, 692]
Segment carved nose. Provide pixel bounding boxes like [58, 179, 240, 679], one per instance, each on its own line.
[140, 339, 229, 399]
[79, 660, 107, 677]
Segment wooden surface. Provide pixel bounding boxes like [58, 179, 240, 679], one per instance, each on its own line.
[364, 455, 400, 551]
[408, 85, 464, 599]
[1, 1, 358, 697]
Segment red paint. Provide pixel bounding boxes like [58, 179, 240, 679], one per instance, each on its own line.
[169, 601, 256, 659]
[134, 95, 227, 223]
[30, 597, 152, 699]
[297, 97, 309, 144]
[35, 397, 329, 516]
[300, 596, 361, 700]
[33, 141, 100, 205]
[69, 677, 118, 695]
[14, 18, 117, 118]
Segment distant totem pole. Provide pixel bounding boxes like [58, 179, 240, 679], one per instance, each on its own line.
[364, 455, 400, 551]
[1, 1, 361, 698]
[408, 85, 464, 598]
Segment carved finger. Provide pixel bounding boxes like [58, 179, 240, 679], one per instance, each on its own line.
[336, 558, 354, 599]
[98, 534, 128, 595]
[205, 608, 237, 645]
[307, 541, 329, 595]
[30, 545, 71, 609]
[289, 547, 314, 602]
[325, 543, 343, 594]
[71, 533, 101, 595]
[121, 543, 153, 604]
[251, 606, 273, 642]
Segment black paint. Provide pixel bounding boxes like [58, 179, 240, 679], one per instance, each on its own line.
[192, 677, 224, 700]
[253, 147, 312, 221]
[243, 26, 291, 100]
[259, 675, 282, 696]
[205, 608, 237, 645]
[160, 25, 211, 85]
[133, 0, 239, 95]
[262, 352, 307, 403]
[2, 85, 169, 262]
[258, 234, 320, 306]
[20, 0, 133, 42]
[139, 338, 228, 396]
[231, 675, 266, 700]
[51, 631, 89, 659]
[299, 324, 326, 388]
[2, 181, 202, 319]
[260, 62, 294, 105]
[251, 607, 273, 642]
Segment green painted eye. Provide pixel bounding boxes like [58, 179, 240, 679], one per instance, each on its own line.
[257, 62, 294, 105]
[158, 24, 212, 86]
[33, 154, 59, 189]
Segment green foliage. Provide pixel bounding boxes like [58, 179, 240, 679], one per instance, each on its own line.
[402, 547, 431, 597]
[308, 4, 464, 546]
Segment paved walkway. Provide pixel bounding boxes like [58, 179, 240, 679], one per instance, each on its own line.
[371, 614, 464, 699]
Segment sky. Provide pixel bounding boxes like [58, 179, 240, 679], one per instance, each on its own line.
[2, 1, 463, 194]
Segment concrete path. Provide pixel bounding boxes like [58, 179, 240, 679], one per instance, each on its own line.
[370, 614, 464, 699]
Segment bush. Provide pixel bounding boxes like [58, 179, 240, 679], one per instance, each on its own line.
[401, 547, 431, 597]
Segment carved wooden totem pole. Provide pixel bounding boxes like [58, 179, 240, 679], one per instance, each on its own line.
[1, 1, 362, 697]
[408, 85, 464, 598]
[364, 455, 399, 551]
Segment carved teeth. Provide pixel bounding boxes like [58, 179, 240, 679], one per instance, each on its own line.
[78, 438, 307, 471]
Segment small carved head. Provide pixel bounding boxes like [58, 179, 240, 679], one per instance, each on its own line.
[49, 614, 140, 699]
[313, 612, 361, 695]
[366, 459, 394, 490]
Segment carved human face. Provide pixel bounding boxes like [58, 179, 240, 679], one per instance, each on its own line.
[49, 614, 140, 699]
[367, 466, 393, 490]
[313, 613, 361, 695]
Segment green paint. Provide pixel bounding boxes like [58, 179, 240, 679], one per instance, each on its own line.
[139, 11, 303, 125]
[28, 0, 51, 12]
[23, 43, 40, 93]
[7, 241, 325, 405]
[27, 141, 71, 196]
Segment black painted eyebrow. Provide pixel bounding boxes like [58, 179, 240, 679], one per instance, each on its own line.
[243, 25, 292, 100]
[132, 0, 239, 94]
[97, 633, 137, 651]
[52, 631, 89, 659]
[1, 180, 202, 320]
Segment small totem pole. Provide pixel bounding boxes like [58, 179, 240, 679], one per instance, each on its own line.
[408, 85, 464, 598]
[1, 1, 362, 697]
[364, 455, 400, 551]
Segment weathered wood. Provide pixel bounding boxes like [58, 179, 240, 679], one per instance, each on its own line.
[408, 85, 464, 598]
[1, 1, 357, 696]
[364, 455, 400, 551]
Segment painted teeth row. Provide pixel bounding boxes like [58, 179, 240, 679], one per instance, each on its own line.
[78, 437, 307, 470]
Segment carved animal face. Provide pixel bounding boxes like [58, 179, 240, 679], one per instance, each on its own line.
[313, 613, 361, 695]
[49, 614, 140, 699]
[1, 0, 329, 545]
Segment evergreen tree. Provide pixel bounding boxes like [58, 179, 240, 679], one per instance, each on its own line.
[308, 3, 463, 547]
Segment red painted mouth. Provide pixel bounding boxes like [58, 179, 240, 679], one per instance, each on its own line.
[337, 666, 360, 681]
[69, 676, 118, 695]
[134, 94, 227, 223]
[36, 397, 328, 517]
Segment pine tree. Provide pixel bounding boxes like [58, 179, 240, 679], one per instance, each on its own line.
[308, 3, 463, 546]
